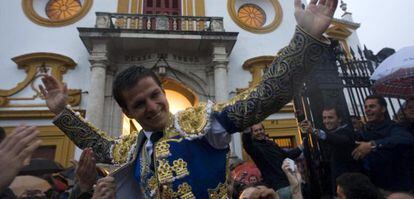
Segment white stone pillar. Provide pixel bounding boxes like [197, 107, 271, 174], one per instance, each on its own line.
[213, 44, 228, 103]
[212, 44, 243, 159]
[86, 41, 108, 129]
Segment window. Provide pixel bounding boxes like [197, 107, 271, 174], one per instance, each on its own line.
[46, 0, 82, 21]
[270, 136, 296, 149]
[237, 4, 266, 28]
[143, 0, 181, 15]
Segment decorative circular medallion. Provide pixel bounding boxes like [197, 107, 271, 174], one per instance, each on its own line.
[22, 0, 93, 27]
[237, 4, 266, 28]
[46, 0, 82, 21]
[228, 0, 283, 34]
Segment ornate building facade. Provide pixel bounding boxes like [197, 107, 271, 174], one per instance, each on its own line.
[0, 0, 361, 166]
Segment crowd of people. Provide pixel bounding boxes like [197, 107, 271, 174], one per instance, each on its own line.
[235, 96, 414, 199]
[1, 0, 414, 198]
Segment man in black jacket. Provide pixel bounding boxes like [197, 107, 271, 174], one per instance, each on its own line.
[301, 105, 361, 194]
[352, 95, 414, 192]
[242, 123, 302, 199]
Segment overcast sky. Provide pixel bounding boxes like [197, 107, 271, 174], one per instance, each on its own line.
[333, 0, 414, 54]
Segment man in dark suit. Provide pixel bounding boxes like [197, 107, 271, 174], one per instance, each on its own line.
[242, 123, 302, 199]
[352, 95, 414, 192]
[301, 105, 361, 194]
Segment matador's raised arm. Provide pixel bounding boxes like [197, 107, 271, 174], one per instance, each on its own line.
[213, 26, 330, 133]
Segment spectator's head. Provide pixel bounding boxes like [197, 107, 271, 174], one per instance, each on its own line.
[336, 173, 383, 199]
[350, 115, 363, 132]
[251, 123, 266, 141]
[322, 105, 343, 131]
[112, 66, 169, 132]
[237, 183, 278, 199]
[364, 95, 388, 123]
[387, 192, 414, 199]
[0, 126, 5, 143]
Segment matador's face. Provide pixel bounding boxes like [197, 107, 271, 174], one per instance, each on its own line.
[122, 77, 170, 132]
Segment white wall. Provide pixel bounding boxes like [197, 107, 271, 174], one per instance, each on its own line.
[0, 1, 117, 127]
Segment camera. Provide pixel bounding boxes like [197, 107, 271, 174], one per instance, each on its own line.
[284, 158, 296, 172]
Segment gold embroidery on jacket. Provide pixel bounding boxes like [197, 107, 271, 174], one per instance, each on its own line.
[157, 159, 174, 184]
[172, 158, 190, 179]
[177, 103, 208, 135]
[155, 140, 171, 158]
[112, 132, 138, 163]
[208, 183, 228, 199]
[177, 183, 195, 199]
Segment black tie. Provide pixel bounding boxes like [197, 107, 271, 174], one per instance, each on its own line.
[150, 131, 164, 143]
[149, 131, 164, 171]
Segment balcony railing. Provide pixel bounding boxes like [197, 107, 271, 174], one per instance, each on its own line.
[95, 12, 224, 32]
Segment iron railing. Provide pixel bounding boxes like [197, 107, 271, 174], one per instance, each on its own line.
[95, 12, 224, 32]
[334, 43, 404, 121]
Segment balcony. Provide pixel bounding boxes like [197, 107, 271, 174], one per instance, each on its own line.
[78, 12, 238, 53]
[95, 12, 225, 32]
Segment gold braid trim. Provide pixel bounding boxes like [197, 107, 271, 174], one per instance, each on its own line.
[53, 105, 114, 163]
[111, 131, 139, 164]
[213, 87, 256, 112]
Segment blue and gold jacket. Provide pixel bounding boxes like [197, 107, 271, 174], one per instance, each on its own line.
[53, 26, 329, 198]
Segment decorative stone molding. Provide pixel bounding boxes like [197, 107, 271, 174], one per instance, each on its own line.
[210, 18, 224, 32]
[227, 0, 283, 34]
[156, 15, 169, 30]
[96, 12, 111, 28]
[0, 109, 85, 120]
[212, 44, 229, 68]
[22, 0, 93, 27]
[0, 52, 81, 108]
[242, 55, 275, 87]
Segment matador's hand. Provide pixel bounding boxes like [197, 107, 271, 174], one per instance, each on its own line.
[294, 0, 338, 39]
[39, 74, 68, 115]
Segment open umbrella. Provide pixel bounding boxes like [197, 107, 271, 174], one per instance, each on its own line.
[371, 46, 414, 98]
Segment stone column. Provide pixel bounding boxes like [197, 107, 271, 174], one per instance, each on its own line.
[212, 44, 243, 159]
[212, 44, 228, 103]
[87, 41, 108, 129]
[103, 68, 123, 136]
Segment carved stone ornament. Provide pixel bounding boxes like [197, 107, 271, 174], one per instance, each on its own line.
[0, 52, 81, 108]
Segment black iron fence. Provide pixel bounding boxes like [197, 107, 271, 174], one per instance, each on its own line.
[294, 41, 404, 128]
[334, 43, 405, 121]
[292, 40, 405, 198]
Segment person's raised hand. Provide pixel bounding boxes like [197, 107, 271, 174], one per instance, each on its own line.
[39, 74, 68, 115]
[294, 0, 338, 38]
[75, 148, 97, 193]
[239, 186, 278, 199]
[281, 159, 301, 189]
[299, 120, 313, 133]
[0, 125, 42, 192]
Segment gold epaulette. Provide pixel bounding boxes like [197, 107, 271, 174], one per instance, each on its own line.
[111, 131, 139, 164]
[175, 101, 213, 139]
